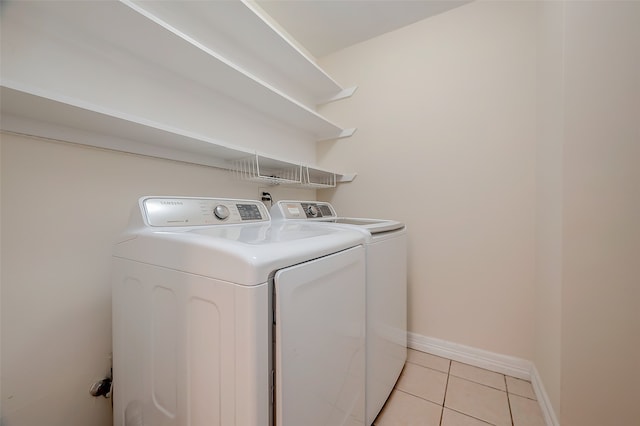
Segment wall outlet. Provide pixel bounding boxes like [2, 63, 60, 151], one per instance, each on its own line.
[259, 187, 273, 205]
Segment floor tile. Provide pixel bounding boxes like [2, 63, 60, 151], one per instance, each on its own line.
[395, 362, 448, 405]
[509, 393, 546, 426]
[441, 408, 493, 426]
[506, 376, 536, 400]
[450, 361, 506, 391]
[406, 349, 451, 373]
[445, 376, 511, 426]
[374, 389, 442, 426]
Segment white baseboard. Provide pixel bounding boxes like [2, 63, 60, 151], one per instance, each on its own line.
[407, 332, 532, 379]
[407, 332, 559, 426]
[530, 364, 561, 426]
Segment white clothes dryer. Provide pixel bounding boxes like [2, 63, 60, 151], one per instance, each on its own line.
[112, 197, 366, 426]
[271, 201, 407, 426]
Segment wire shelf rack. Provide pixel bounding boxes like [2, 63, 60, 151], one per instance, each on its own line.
[300, 166, 337, 189]
[232, 154, 302, 185]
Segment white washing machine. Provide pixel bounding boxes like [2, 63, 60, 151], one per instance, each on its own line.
[270, 201, 407, 426]
[112, 197, 366, 426]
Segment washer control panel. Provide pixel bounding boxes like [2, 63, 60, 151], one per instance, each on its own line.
[142, 197, 270, 226]
[273, 201, 337, 220]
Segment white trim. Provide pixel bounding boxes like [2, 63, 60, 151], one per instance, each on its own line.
[531, 365, 561, 426]
[408, 332, 531, 379]
[407, 332, 560, 426]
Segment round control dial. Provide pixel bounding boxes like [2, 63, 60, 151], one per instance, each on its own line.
[306, 205, 319, 217]
[213, 204, 230, 220]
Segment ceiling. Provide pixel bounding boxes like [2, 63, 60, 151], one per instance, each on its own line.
[256, 0, 472, 58]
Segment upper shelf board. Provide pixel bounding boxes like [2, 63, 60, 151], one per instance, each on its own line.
[127, 0, 357, 107]
[2, 0, 355, 142]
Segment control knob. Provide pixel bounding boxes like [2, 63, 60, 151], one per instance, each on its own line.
[306, 205, 319, 218]
[213, 204, 230, 220]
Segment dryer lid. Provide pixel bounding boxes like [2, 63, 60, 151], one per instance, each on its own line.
[114, 197, 366, 286]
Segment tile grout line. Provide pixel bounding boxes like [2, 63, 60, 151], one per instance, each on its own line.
[448, 373, 509, 392]
[392, 387, 441, 406]
[506, 378, 539, 402]
[510, 393, 538, 402]
[449, 361, 510, 392]
[405, 358, 451, 375]
[446, 407, 498, 426]
[439, 359, 452, 426]
[506, 376, 539, 401]
[505, 375, 514, 426]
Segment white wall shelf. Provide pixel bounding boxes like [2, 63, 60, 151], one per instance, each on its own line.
[127, 0, 357, 108]
[0, 83, 356, 184]
[2, 0, 356, 142]
[1, 0, 357, 185]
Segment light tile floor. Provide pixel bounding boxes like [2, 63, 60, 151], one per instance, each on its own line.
[373, 349, 546, 426]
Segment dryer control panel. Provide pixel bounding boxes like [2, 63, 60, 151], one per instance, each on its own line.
[141, 197, 270, 226]
[271, 200, 337, 220]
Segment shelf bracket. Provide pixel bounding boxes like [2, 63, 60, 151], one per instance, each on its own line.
[317, 86, 358, 106]
[317, 127, 357, 142]
[337, 173, 357, 183]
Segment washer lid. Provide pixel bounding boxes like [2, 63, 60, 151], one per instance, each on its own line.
[271, 200, 405, 234]
[328, 217, 405, 234]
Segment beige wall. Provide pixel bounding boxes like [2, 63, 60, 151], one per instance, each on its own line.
[535, 2, 640, 423]
[561, 1, 640, 424]
[535, 0, 564, 416]
[318, 1, 538, 360]
[319, 1, 640, 424]
[0, 133, 313, 426]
